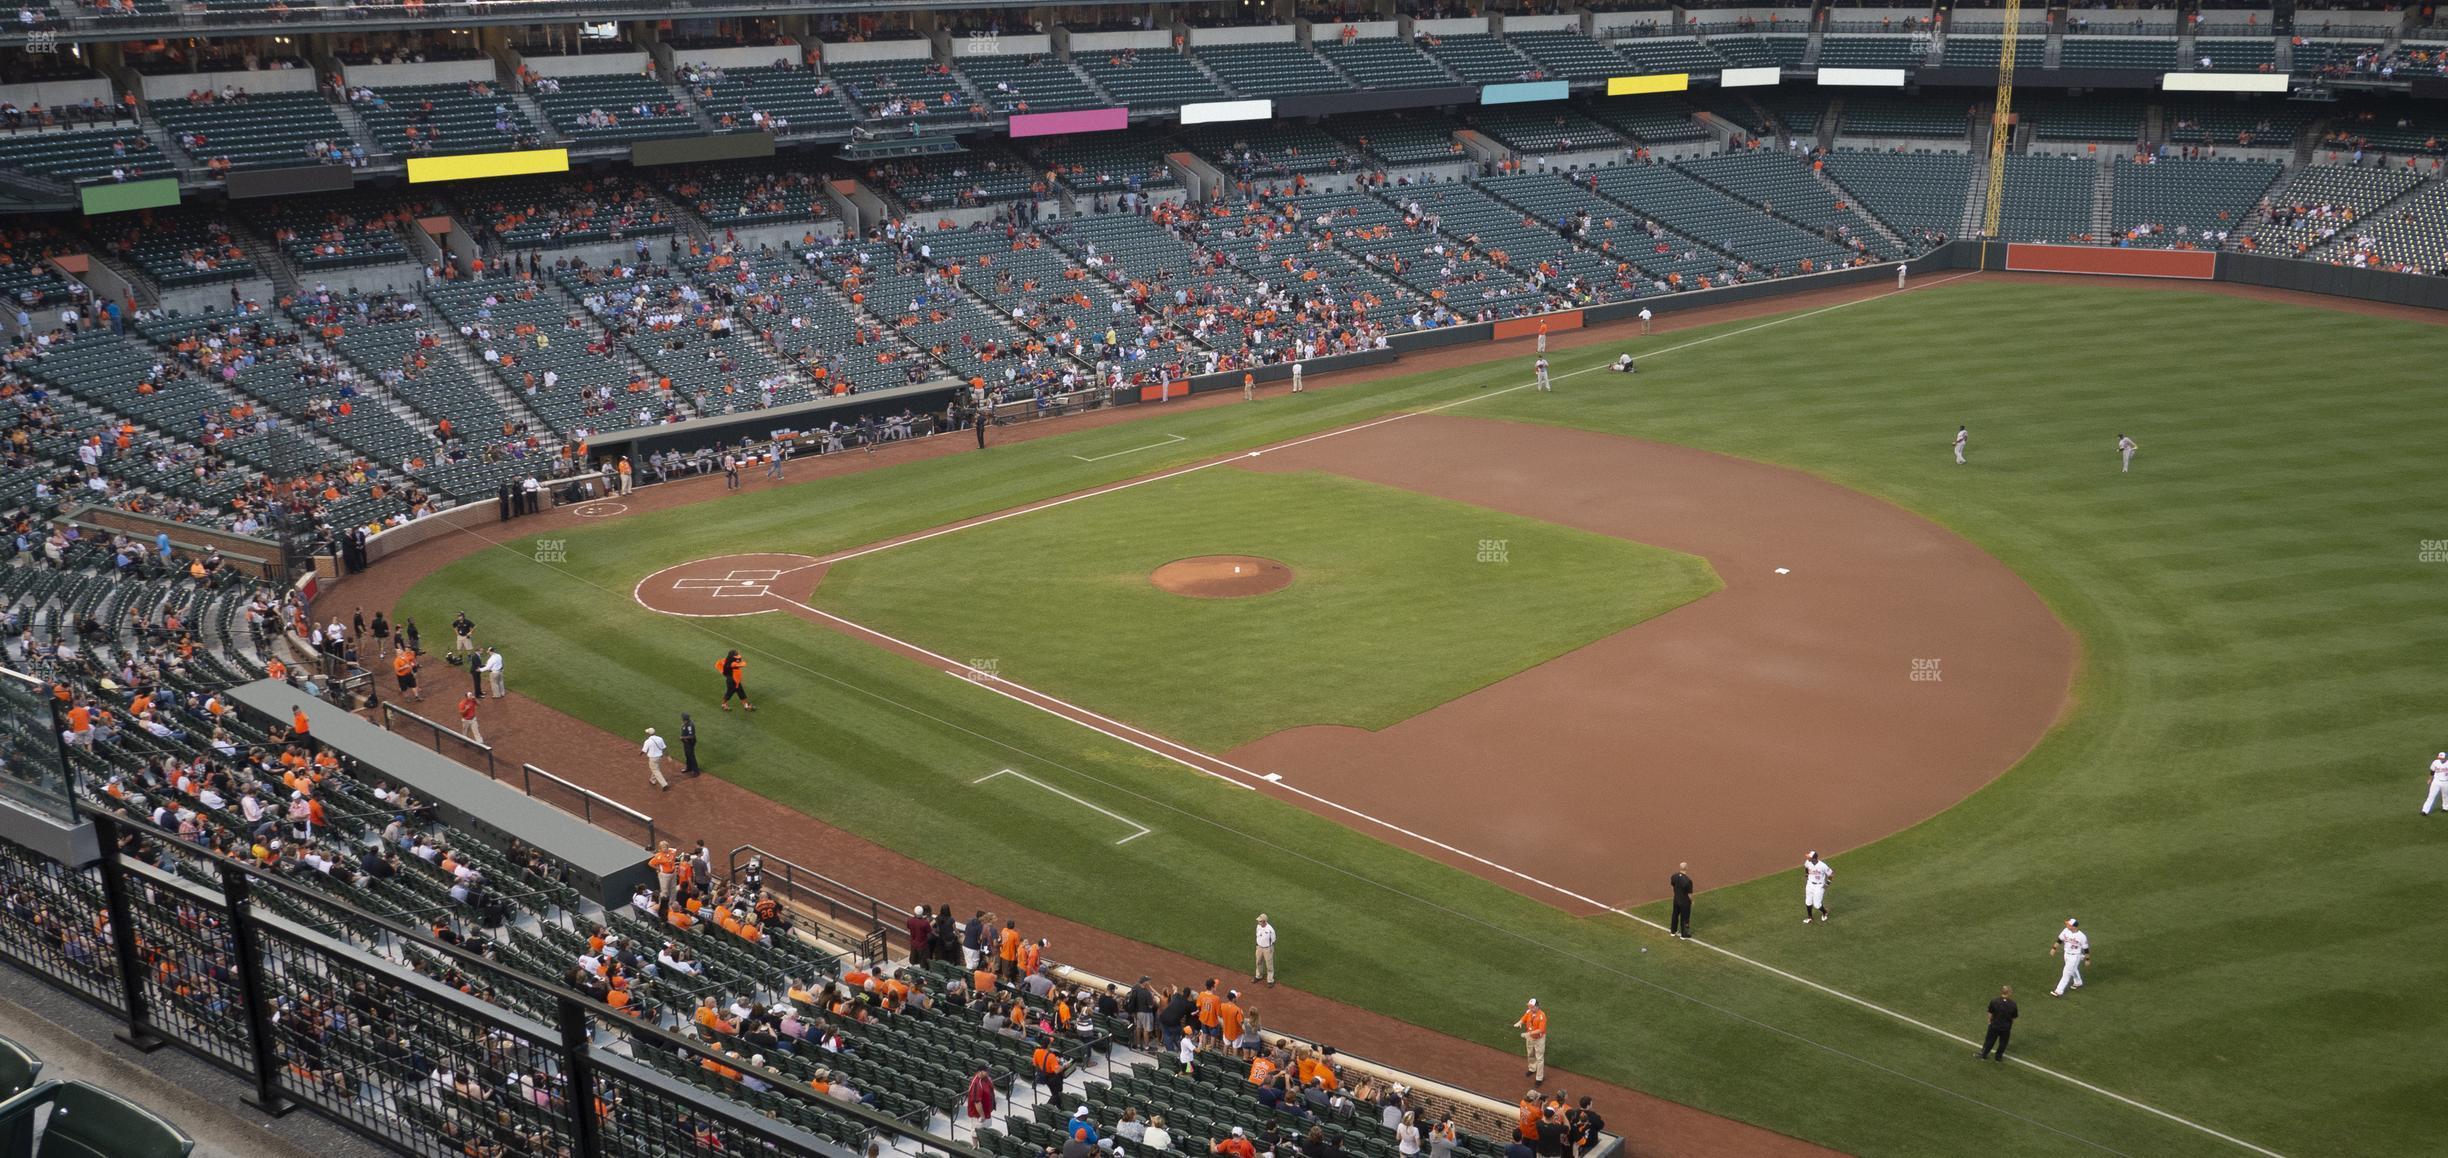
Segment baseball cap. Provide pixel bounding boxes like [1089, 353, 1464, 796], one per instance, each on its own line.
[645, 726, 656, 735]
[1231, 1128, 1245, 1137]
[2066, 918, 2079, 927]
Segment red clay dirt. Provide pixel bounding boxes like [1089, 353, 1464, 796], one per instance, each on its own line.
[635, 554, 825, 617]
[1226, 417, 2076, 911]
[1150, 555, 1295, 599]
[323, 272, 2438, 1158]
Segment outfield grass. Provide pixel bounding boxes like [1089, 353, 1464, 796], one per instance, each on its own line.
[814, 468, 1719, 749]
[402, 279, 2448, 1158]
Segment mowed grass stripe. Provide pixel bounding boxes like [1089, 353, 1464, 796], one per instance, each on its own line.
[405, 279, 2441, 1157]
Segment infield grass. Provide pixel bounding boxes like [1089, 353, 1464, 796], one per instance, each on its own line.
[813, 468, 1720, 749]
[402, 278, 2448, 1158]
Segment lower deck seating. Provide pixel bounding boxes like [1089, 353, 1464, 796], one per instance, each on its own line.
[1822, 151, 1971, 241]
[1995, 153, 2097, 243]
[2108, 157, 2282, 244]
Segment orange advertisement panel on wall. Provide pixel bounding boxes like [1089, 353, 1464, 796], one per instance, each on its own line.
[1491, 311, 1585, 341]
[1140, 381, 1188, 403]
[2004, 245, 2215, 280]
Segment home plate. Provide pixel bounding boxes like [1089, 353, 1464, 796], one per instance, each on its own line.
[1774, 567, 1791, 575]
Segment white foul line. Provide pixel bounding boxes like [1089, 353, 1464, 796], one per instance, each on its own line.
[765, 272, 2282, 1156]
[805, 272, 1982, 572]
[972, 768, 1152, 845]
[1072, 433, 1188, 462]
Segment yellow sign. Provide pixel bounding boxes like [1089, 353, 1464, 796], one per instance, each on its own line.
[407, 148, 572, 184]
[1606, 74, 1691, 96]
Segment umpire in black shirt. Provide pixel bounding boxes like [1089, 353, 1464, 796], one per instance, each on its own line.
[1668, 863, 1695, 939]
[1979, 985, 2018, 1062]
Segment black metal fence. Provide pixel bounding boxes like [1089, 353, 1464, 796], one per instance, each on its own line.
[0, 813, 980, 1158]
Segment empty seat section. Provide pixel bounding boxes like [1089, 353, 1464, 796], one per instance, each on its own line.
[1822, 151, 1971, 241]
[530, 72, 700, 142]
[1075, 49, 1225, 110]
[2191, 38, 2277, 71]
[962, 55, 1107, 114]
[1318, 37, 1456, 89]
[1468, 106, 1624, 153]
[1610, 37, 1730, 75]
[1994, 153, 2096, 242]
[684, 65, 857, 136]
[1196, 42, 1350, 97]
[1327, 112, 1466, 166]
[1504, 30, 1632, 81]
[1590, 163, 1862, 273]
[1676, 150, 1903, 257]
[829, 58, 977, 130]
[1418, 33, 1540, 83]
[1815, 35, 1928, 68]
[2059, 36, 2177, 70]
[2107, 157, 2281, 242]
[152, 92, 350, 169]
[354, 82, 539, 156]
[1185, 122, 1360, 178]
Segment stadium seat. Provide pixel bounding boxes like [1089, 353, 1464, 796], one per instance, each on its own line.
[1317, 37, 1456, 89]
[1822, 151, 1972, 242]
[2107, 157, 2282, 244]
[1195, 42, 1351, 98]
[0, 1034, 38, 1101]
[11, 1082, 195, 1158]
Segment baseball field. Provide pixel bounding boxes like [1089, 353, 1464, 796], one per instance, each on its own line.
[393, 276, 2448, 1158]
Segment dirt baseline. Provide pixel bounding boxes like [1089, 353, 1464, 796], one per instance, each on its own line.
[1151, 555, 1295, 598]
[1224, 415, 2078, 910]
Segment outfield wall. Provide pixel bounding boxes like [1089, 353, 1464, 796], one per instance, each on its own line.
[1954, 241, 2448, 311]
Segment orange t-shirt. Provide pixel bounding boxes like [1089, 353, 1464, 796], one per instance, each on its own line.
[998, 928, 1021, 962]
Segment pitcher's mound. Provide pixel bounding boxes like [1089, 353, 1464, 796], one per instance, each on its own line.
[1152, 555, 1293, 599]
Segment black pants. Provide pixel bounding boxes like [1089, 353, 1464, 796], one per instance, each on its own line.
[974, 421, 987, 448]
[1980, 1026, 2010, 1060]
[724, 678, 749, 705]
[682, 738, 700, 773]
[1668, 898, 1691, 938]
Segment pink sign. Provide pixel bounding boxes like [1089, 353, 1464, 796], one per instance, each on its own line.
[1009, 108, 1129, 139]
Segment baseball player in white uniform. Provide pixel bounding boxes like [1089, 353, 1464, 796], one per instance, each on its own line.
[2050, 918, 2089, 996]
[1290, 361, 1305, 393]
[1897, 263, 1909, 289]
[1638, 307, 1653, 334]
[2118, 434, 2138, 473]
[1954, 425, 1968, 465]
[1802, 851, 1834, 923]
[1534, 356, 1551, 392]
[2422, 752, 2448, 815]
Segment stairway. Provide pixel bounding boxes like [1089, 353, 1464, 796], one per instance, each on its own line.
[1812, 165, 1910, 252]
[330, 99, 383, 165]
[1960, 157, 1991, 237]
[231, 226, 301, 300]
[2088, 153, 2116, 238]
[530, 276, 690, 419]
[512, 92, 560, 144]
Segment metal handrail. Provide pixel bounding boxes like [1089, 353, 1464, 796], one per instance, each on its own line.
[522, 762, 657, 850]
[377, 700, 497, 778]
[72, 808, 985, 1158]
[727, 844, 900, 960]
